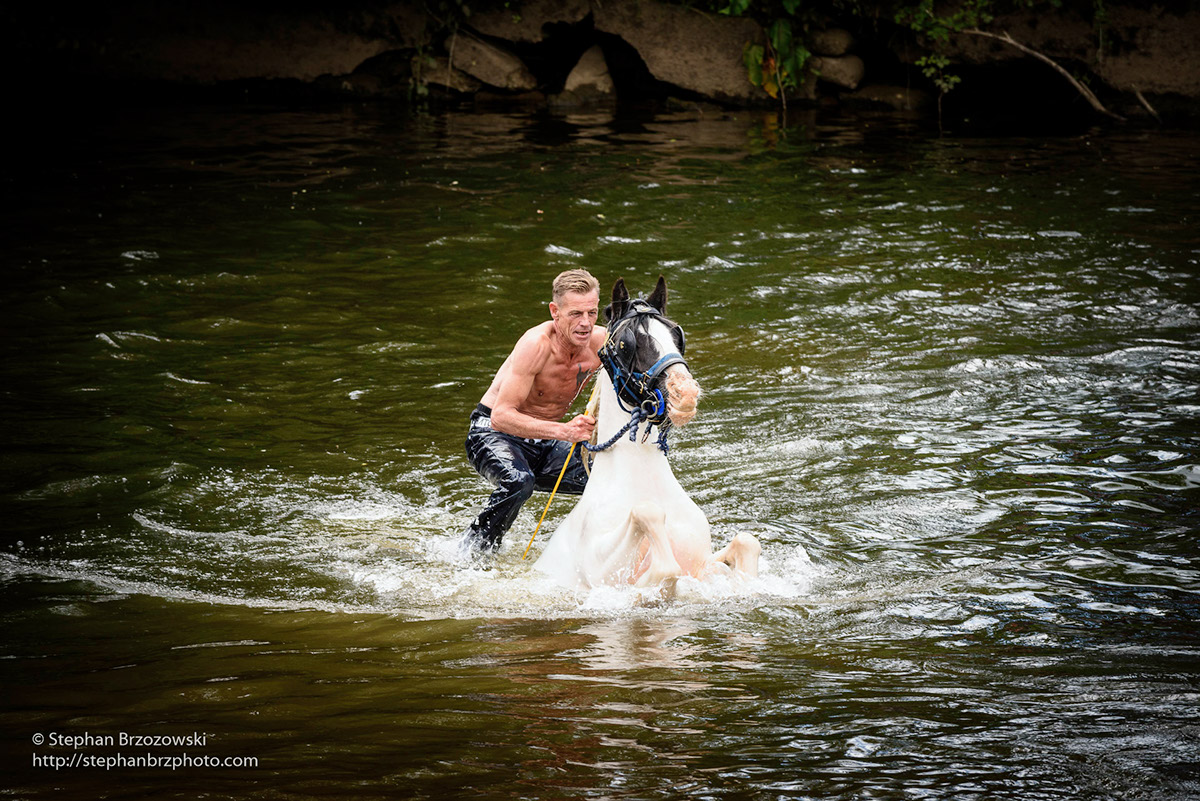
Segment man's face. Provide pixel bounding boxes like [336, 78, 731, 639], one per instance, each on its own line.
[551, 289, 600, 348]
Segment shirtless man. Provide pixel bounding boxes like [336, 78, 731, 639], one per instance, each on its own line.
[461, 269, 608, 553]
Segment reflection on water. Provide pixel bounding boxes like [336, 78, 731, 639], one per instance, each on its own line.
[2, 103, 1199, 799]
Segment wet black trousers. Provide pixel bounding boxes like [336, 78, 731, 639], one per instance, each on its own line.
[463, 404, 590, 551]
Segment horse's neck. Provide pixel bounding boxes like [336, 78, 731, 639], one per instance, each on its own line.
[594, 370, 625, 442]
[588, 370, 686, 514]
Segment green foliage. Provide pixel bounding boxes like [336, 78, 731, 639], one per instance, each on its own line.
[718, 0, 813, 104]
[892, 0, 1115, 92]
[915, 53, 960, 95]
[894, 0, 994, 43]
[892, 0, 996, 105]
[740, 19, 811, 101]
[743, 43, 766, 86]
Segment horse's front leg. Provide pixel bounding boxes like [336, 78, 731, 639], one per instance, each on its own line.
[627, 502, 684, 588]
[586, 502, 676, 587]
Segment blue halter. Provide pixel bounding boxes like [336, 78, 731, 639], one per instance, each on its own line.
[590, 300, 687, 454]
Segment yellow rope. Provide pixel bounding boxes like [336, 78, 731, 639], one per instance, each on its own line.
[521, 441, 576, 561]
[521, 378, 602, 561]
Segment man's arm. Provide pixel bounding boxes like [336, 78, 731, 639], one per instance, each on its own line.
[490, 332, 595, 442]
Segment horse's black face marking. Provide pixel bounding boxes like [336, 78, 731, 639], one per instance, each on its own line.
[632, 330, 658, 374]
[630, 316, 685, 375]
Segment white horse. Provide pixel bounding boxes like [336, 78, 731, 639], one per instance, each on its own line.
[534, 277, 761, 591]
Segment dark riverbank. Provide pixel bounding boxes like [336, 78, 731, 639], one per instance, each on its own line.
[7, 0, 1200, 132]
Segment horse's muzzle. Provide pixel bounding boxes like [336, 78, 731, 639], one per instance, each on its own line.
[664, 366, 700, 427]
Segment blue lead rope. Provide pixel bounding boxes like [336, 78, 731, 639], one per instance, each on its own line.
[584, 408, 671, 456]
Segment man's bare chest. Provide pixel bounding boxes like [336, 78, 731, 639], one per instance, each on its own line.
[532, 354, 599, 404]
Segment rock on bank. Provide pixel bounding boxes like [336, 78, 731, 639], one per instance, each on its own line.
[8, 0, 770, 105]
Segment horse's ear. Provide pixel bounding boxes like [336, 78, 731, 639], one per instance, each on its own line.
[610, 278, 630, 320]
[648, 275, 668, 313]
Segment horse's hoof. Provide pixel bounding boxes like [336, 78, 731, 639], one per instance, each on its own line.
[634, 574, 678, 607]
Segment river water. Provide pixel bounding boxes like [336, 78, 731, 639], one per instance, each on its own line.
[3, 103, 1198, 799]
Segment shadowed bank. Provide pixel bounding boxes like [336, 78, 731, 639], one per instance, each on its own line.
[6, 0, 1200, 130]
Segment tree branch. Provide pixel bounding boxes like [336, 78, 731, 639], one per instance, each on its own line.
[1133, 86, 1162, 123]
[961, 28, 1124, 121]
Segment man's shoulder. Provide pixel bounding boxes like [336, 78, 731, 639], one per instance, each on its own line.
[516, 321, 557, 349]
[509, 322, 556, 370]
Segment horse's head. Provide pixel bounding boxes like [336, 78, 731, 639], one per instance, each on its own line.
[601, 276, 700, 428]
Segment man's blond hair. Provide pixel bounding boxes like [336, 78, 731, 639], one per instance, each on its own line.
[552, 269, 600, 303]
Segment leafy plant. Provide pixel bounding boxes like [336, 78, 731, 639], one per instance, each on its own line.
[721, 1, 811, 108]
[893, 0, 993, 126]
[894, 0, 994, 42]
[915, 53, 960, 95]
